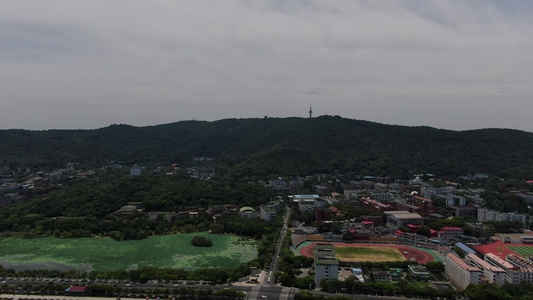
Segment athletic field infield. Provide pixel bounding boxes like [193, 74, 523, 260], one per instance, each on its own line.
[297, 242, 438, 264]
[506, 246, 533, 257]
[335, 246, 404, 262]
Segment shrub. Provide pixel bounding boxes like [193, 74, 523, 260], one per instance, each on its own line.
[191, 236, 213, 247]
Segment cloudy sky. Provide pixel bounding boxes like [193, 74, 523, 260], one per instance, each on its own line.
[1, 1, 533, 132]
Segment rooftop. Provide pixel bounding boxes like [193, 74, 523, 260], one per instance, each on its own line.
[447, 253, 481, 272]
[485, 253, 515, 269]
[292, 194, 320, 199]
[466, 254, 505, 273]
[384, 211, 424, 219]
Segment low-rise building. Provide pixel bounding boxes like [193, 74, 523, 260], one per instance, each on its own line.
[130, 165, 143, 176]
[408, 264, 430, 280]
[371, 269, 390, 281]
[239, 206, 257, 218]
[260, 205, 276, 221]
[439, 227, 464, 240]
[291, 194, 326, 212]
[384, 211, 425, 227]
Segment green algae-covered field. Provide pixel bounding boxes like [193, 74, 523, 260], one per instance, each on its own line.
[0, 233, 257, 272]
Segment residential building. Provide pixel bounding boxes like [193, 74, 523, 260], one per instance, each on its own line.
[260, 205, 276, 221]
[505, 254, 533, 283]
[314, 243, 339, 286]
[484, 253, 533, 284]
[477, 208, 526, 224]
[438, 227, 464, 240]
[361, 197, 393, 213]
[466, 254, 506, 286]
[348, 180, 373, 190]
[445, 253, 482, 290]
[316, 208, 331, 222]
[314, 185, 330, 196]
[267, 179, 290, 195]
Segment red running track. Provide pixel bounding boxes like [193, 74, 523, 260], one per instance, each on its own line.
[299, 242, 435, 264]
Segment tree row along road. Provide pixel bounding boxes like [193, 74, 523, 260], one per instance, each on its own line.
[268, 206, 291, 286]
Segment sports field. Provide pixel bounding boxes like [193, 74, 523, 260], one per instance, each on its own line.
[475, 241, 533, 260]
[335, 246, 404, 262]
[0, 233, 257, 271]
[297, 242, 438, 264]
[507, 246, 533, 257]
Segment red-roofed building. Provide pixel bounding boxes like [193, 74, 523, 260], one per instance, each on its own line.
[361, 197, 393, 213]
[407, 224, 422, 234]
[65, 286, 88, 296]
[445, 253, 481, 290]
[413, 196, 432, 202]
[328, 206, 345, 217]
[439, 227, 464, 239]
[406, 196, 437, 217]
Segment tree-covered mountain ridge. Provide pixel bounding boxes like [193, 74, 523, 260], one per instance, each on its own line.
[1, 116, 532, 178]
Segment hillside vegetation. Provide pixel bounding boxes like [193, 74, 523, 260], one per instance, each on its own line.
[1, 116, 533, 178]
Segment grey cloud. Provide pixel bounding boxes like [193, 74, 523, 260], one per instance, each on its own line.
[1, 1, 533, 131]
[0, 20, 97, 62]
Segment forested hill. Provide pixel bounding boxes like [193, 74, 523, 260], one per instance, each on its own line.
[1, 116, 533, 179]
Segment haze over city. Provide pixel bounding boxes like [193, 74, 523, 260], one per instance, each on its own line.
[1, 0, 533, 131]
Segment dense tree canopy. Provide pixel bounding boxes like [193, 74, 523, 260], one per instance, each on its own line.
[3, 116, 533, 178]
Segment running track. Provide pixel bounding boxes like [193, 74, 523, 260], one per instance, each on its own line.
[298, 242, 435, 264]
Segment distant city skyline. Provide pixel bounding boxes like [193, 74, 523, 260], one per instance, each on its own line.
[1, 1, 533, 132]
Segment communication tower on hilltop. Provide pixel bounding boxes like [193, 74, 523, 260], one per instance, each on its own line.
[309, 105, 313, 118]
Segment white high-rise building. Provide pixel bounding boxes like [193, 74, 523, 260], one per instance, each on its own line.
[477, 208, 526, 223]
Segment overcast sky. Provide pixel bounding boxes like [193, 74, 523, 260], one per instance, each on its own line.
[1, 1, 533, 132]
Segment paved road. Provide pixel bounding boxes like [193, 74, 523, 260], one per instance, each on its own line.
[267, 206, 291, 286]
[0, 285, 292, 300]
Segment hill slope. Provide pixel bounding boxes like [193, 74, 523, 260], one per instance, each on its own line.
[1, 116, 532, 178]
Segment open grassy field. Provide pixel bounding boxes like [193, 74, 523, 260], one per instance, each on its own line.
[0, 232, 257, 272]
[507, 245, 533, 257]
[334, 246, 404, 262]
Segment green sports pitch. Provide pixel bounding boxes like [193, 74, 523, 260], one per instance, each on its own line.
[507, 246, 533, 257]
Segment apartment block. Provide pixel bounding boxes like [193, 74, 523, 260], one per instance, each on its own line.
[477, 208, 526, 223]
[445, 253, 481, 290]
[314, 243, 339, 286]
[466, 254, 506, 286]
